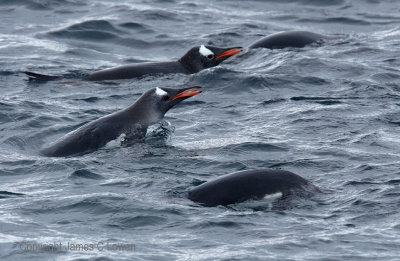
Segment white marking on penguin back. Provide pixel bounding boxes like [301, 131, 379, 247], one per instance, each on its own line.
[155, 87, 167, 96]
[234, 192, 283, 209]
[263, 192, 283, 201]
[199, 45, 214, 57]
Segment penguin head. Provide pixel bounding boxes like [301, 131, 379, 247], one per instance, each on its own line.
[154, 86, 203, 111]
[179, 45, 242, 73]
[135, 86, 203, 125]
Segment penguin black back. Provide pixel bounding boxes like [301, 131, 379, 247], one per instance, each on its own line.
[188, 169, 320, 207]
[249, 31, 328, 49]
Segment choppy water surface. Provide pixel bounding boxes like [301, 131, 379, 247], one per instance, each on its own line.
[1, 0, 400, 260]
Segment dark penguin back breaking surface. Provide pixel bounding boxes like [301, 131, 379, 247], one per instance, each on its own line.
[188, 169, 319, 207]
[249, 31, 328, 49]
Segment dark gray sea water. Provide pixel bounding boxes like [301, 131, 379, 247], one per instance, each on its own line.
[1, 0, 400, 260]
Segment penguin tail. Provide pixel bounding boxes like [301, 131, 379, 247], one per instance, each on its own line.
[24, 71, 60, 81]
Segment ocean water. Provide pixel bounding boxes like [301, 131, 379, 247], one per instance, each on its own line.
[1, 0, 400, 260]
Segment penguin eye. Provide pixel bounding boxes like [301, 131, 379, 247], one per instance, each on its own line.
[207, 54, 214, 60]
[163, 95, 170, 101]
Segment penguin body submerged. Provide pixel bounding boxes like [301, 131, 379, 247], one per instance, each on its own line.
[84, 45, 242, 81]
[188, 169, 320, 207]
[83, 62, 189, 81]
[249, 31, 328, 49]
[26, 45, 241, 81]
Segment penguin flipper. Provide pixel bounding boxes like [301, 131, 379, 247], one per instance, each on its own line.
[24, 71, 60, 81]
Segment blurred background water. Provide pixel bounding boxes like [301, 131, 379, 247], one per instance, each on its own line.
[1, 0, 400, 260]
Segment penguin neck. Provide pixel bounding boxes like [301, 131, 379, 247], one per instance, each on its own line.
[123, 99, 165, 127]
[178, 55, 201, 74]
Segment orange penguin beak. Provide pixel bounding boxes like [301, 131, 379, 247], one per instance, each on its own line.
[215, 48, 242, 59]
[172, 87, 203, 101]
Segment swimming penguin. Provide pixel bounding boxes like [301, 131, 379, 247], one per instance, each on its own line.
[249, 31, 329, 49]
[40, 86, 202, 157]
[188, 169, 320, 207]
[25, 45, 242, 81]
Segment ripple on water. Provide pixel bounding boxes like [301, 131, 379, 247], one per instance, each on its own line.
[220, 142, 289, 153]
[21, 195, 126, 216]
[0, 0, 87, 10]
[290, 96, 343, 105]
[69, 169, 105, 180]
[299, 17, 371, 26]
[46, 19, 129, 42]
[0, 191, 25, 198]
[107, 215, 167, 229]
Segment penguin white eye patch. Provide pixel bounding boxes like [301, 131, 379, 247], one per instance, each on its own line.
[199, 45, 214, 57]
[155, 87, 167, 96]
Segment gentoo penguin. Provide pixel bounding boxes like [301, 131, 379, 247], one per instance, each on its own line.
[41, 86, 202, 157]
[25, 45, 242, 81]
[249, 31, 329, 49]
[188, 169, 320, 207]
